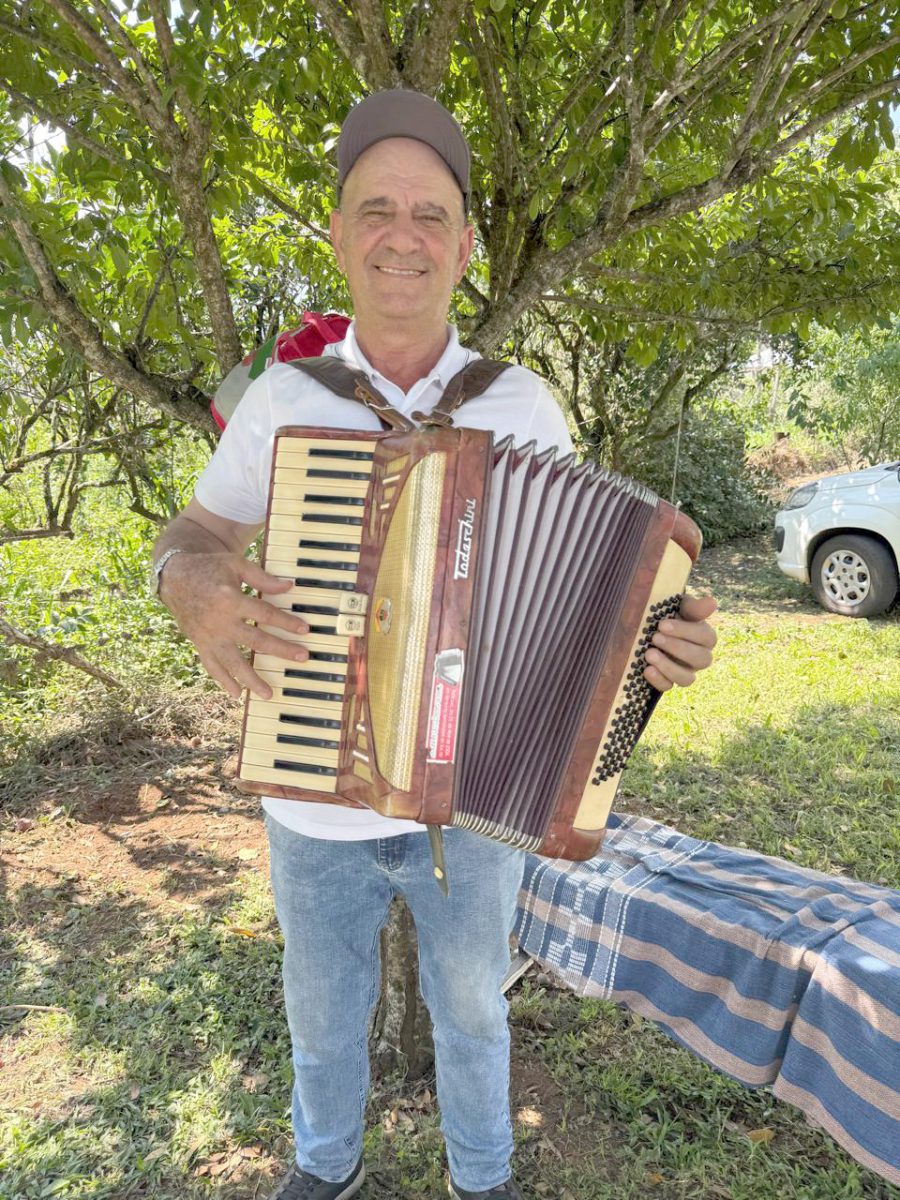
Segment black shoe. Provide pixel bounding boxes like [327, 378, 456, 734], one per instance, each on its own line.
[449, 1178, 523, 1199]
[268, 1155, 365, 1199]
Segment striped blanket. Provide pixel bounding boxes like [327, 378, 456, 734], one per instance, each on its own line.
[514, 814, 900, 1185]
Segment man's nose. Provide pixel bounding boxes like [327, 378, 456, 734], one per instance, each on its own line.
[382, 211, 422, 254]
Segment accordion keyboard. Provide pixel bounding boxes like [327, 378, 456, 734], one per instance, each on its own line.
[238, 436, 375, 794]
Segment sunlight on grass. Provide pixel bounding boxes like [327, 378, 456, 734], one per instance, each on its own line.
[3, 532, 898, 1198]
[625, 615, 900, 886]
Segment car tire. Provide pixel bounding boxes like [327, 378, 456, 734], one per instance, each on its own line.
[810, 534, 899, 618]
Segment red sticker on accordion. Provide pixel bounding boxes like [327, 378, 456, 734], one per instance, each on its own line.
[427, 649, 465, 763]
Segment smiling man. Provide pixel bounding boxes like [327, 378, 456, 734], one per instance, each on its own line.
[152, 89, 717, 1200]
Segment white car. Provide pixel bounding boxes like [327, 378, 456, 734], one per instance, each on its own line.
[774, 462, 900, 617]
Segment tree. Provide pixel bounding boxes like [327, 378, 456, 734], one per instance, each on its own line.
[784, 320, 900, 463]
[2, 0, 899, 421]
[2, 0, 900, 1078]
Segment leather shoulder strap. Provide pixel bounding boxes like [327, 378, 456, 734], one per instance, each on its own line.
[413, 359, 513, 427]
[287, 357, 416, 432]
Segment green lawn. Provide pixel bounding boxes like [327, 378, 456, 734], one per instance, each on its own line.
[1, 533, 898, 1199]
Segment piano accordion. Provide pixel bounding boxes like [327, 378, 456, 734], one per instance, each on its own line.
[237, 426, 702, 861]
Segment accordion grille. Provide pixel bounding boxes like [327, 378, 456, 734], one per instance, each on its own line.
[368, 452, 446, 791]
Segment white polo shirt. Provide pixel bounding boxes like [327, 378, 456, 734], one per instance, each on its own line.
[194, 322, 573, 840]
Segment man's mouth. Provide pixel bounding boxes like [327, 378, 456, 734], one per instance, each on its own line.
[375, 265, 426, 277]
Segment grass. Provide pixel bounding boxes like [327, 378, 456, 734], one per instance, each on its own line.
[2, 530, 899, 1199]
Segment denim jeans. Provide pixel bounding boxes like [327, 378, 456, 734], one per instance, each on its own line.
[265, 815, 526, 1191]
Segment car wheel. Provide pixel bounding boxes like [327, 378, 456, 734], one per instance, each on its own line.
[810, 534, 899, 617]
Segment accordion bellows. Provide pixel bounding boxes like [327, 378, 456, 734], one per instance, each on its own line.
[237, 426, 702, 860]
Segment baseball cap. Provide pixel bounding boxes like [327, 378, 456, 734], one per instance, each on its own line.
[337, 89, 471, 209]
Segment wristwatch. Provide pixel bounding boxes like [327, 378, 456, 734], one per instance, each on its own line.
[152, 547, 185, 597]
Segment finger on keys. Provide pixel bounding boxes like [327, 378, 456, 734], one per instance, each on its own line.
[242, 593, 310, 635]
[219, 646, 273, 699]
[240, 558, 294, 594]
[649, 634, 713, 671]
[201, 650, 244, 699]
[245, 626, 310, 663]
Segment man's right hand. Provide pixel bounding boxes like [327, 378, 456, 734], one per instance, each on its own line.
[159, 551, 308, 700]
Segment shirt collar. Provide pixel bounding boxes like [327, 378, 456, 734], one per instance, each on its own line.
[325, 322, 474, 392]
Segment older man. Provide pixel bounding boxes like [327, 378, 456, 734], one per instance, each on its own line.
[153, 90, 716, 1200]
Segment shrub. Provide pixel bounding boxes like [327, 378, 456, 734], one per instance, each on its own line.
[621, 408, 774, 547]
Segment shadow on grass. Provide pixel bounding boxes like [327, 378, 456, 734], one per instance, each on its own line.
[2, 688, 899, 1196]
[692, 534, 900, 623]
[0, 875, 293, 1197]
[623, 700, 900, 886]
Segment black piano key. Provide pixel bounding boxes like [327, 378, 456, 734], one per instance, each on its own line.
[309, 448, 374, 461]
[301, 514, 363, 526]
[296, 558, 357, 571]
[273, 759, 338, 776]
[305, 624, 337, 634]
[279, 713, 341, 729]
[284, 668, 345, 683]
[302, 494, 365, 507]
[308, 651, 348, 664]
[276, 733, 340, 749]
[299, 539, 358, 552]
[283, 687, 343, 703]
[294, 577, 355, 591]
[306, 468, 371, 480]
[292, 603, 340, 615]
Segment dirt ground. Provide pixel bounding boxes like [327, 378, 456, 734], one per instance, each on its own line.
[2, 531, 895, 1195]
[1, 677, 600, 1193]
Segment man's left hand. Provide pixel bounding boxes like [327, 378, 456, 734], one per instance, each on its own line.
[643, 594, 717, 692]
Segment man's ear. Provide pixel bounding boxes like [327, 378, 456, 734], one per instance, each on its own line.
[455, 222, 475, 284]
[330, 209, 345, 273]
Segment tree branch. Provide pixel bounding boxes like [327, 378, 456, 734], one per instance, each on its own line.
[85, 0, 169, 118]
[313, 0, 372, 83]
[0, 525, 74, 545]
[148, 0, 207, 146]
[349, 0, 401, 88]
[0, 170, 213, 430]
[0, 16, 112, 92]
[42, 0, 170, 139]
[770, 74, 900, 161]
[0, 434, 130, 487]
[237, 171, 330, 240]
[0, 78, 170, 185]
[542, 294, 744, 328]
[401, 0, 467, 95]
[798, 29, 900, 110]
[0, 612, 125, 691]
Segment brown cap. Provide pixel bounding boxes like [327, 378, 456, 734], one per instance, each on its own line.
[337, 89, 470, 209]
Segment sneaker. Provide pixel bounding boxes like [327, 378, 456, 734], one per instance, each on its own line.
[267, 1155, 365, 1200]
[449, 1178, 523, 1199]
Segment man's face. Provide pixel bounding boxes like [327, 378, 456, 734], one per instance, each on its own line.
[330, 137, 474, 329]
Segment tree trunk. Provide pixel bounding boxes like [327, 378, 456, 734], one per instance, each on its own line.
[370, 897, 434, 1079]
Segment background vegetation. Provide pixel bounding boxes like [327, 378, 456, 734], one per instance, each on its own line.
[2, 528, 898, 1199]
[1, 1, 899, 1196]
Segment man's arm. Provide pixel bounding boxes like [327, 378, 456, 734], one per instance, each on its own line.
[153, 498, 309, 700]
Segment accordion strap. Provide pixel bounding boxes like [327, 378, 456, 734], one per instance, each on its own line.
[287, 357, 416, 431]
[288, 354, 511, 430]
[412, 359, 512, 427]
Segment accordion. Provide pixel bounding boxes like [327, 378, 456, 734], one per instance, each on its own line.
[237, 425, 702, 861]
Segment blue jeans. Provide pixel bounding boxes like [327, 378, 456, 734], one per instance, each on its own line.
[265, 816, 526, 1191]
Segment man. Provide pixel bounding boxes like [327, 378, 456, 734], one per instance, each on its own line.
[153, 89, 717, 1200]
